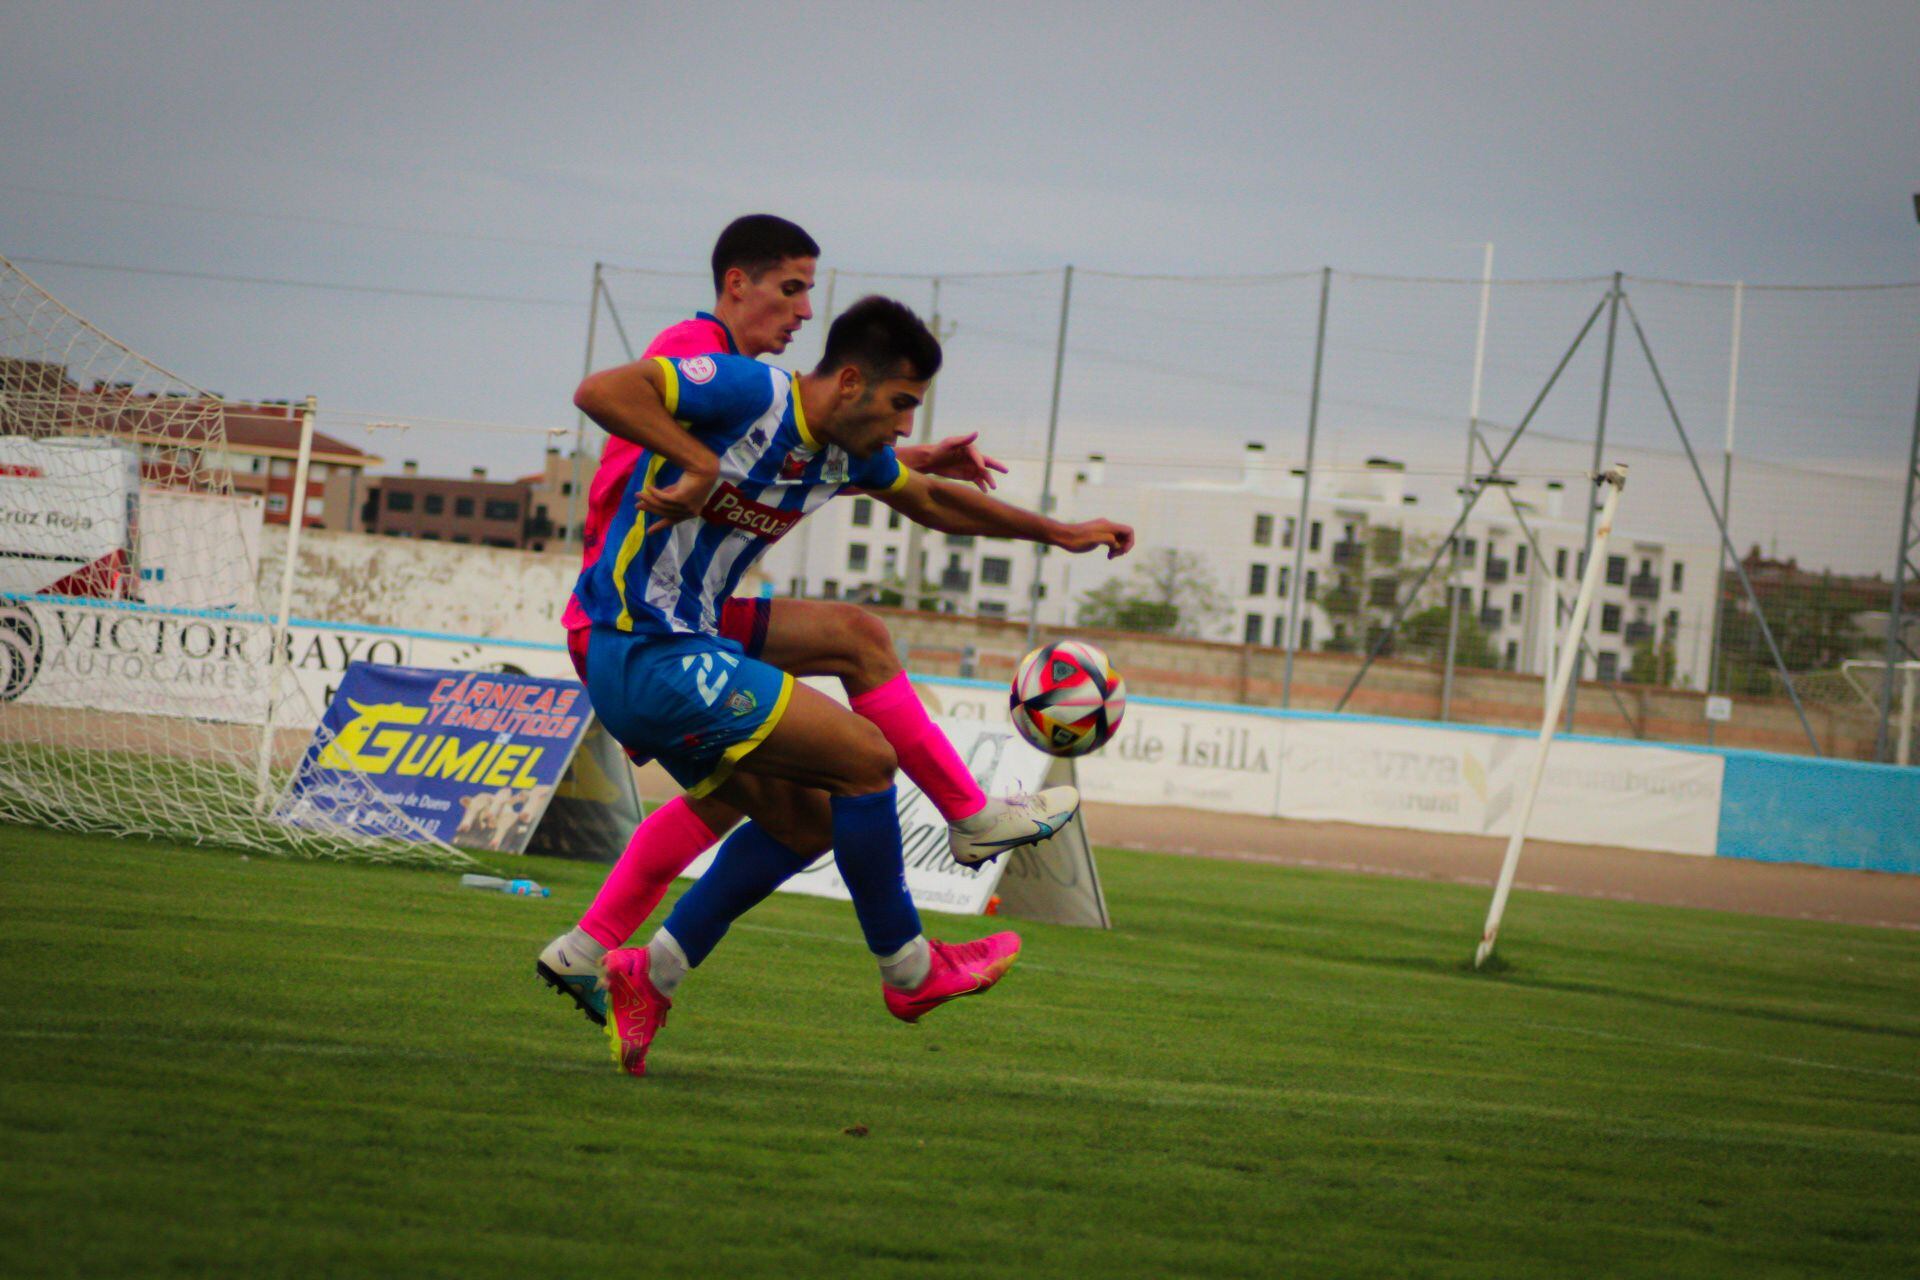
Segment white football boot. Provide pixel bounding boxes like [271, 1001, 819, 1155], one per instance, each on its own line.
[536, 932, 608, 1026]
[947, 785, 1080, 867]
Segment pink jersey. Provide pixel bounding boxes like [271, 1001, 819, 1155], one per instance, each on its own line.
[561, 313, 739, 634]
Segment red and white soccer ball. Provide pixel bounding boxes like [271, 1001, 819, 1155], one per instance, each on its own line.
[1008, 639, 1126, 758]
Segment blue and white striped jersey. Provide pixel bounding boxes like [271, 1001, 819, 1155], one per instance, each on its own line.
[574, 353, 910, 643]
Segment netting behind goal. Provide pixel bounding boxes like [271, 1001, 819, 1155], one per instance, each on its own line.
[0, 254, 469, 865]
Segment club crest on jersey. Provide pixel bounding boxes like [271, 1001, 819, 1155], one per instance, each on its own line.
[681, 355, 717, 384]
[700, 482, 801, 541]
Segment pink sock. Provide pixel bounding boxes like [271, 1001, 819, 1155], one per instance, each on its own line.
[578, 797, 719, 949]
[850, 672, 987, 822]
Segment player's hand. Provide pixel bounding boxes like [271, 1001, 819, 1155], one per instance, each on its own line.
[637, 466, 718, 529]
[1056, 519, 1135, 559]
[900, 432, 1009, 492]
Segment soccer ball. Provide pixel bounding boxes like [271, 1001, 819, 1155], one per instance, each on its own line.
[1009, 639, 1126, 758]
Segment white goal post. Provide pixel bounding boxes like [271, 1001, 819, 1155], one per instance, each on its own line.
[1840, 659, 1920, 768]
[0, 253, 467, 866]
[1475, 464, 1628, 968]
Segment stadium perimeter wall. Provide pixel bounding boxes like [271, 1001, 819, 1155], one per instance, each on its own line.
[239, 535, 1911, 872]
[263, 533, 1867, 759]
[30, 601, 1902, 874]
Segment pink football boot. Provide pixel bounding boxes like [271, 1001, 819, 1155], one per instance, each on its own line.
[602, 947, 672, 1077]
[883, 933, 1023, 1023]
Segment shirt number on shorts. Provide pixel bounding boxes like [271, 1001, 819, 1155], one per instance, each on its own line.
[682, 651, 739, 707]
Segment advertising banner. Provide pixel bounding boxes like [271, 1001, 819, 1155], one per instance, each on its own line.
[683, 713, 1109, 926]
[0, 594, 1725, 863]
[0, 598, 572, 724]
[275, 663, 590, 853]
[912, 679, 1287, 817]
[1506, 737, 1724, 855]
[913, 678, 1724, 858]
[0, 437, 139, 599]
[1276, 717, 1486, 835]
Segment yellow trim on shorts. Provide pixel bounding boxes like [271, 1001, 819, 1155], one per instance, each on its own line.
[612, 453, 668, 632]
[789, 372, 819, 449]
[652, 355, 681, 416]
[684, 671, 796, 800]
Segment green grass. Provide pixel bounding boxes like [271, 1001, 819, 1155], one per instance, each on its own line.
[2, 825, 1916, 1279]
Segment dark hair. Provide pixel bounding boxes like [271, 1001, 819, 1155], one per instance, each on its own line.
[815, 295, 943, 384]
[710, 215, 820, 294]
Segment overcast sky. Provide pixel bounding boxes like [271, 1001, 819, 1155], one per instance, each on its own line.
[3, 0, 1916, 533]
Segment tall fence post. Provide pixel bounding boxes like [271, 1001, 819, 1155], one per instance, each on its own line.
[1877, 359, 1920, 761]
[1442, 244, 1494, 720]
[568, 261, 604, 551]
[903, 277, 942, 611]
[791, 268, 840, 599]
[1026, 265, 1074, 650]
[1566, 271, 1623, 733]
[1704, 280, 1743, 745]
[1281, 266, 1332, 708]
[1621, 295, 1823, 754]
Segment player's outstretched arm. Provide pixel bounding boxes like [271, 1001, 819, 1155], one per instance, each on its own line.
[877, 471, 1134, 559]
[573, 360, 721, 523]
[895, 432, 1010, 492]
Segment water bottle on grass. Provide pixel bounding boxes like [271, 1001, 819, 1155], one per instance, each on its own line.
[460, 874, 549, 898]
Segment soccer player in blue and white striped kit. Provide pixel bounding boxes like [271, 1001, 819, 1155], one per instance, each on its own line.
[571, 295, 1134, 1075]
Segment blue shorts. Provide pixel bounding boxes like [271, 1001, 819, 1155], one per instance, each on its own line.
[582, 625, 794, 798]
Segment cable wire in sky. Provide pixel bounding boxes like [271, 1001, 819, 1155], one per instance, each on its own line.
[12, 257, 584, 308]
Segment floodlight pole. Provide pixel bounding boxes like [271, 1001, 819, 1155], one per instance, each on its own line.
[568, 262, 604, 551]
[1281, 266, 1332, 708]
[254, 394, 318, 808]
[1566, 272, 1623, 733]
[1704, 281, 1743, 745]
[1442, 244, 1494, 720]
[792, 270, 840, 599]
[1477, 465, 1628, 969]
[1622, 296, 1822, 755]
[1334, 290, 1612, 712]
[903, 278, 943, 611]
[1875, 196, 1920, 762]
[1876, 357, 1920, 762]
[1026, 264, 1073, 650]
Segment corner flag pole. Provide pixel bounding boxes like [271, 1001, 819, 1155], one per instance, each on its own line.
[1474, 463, 1628, 969]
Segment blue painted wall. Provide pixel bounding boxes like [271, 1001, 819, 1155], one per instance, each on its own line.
[1716, 750, 1920, 874]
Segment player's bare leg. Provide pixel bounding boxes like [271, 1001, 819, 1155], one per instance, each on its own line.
[543, 594, 1069, 1020]
[603, 686, 1020, 1075]
[757, 598, 1077, 865]
[537, 785, 738, 1026]
[704, 688, 1020, 1019]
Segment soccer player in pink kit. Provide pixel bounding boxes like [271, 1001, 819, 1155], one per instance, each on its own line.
[537, 216, 1078, 1023]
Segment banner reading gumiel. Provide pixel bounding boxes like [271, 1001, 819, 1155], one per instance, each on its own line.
[275, 662, 590, 853]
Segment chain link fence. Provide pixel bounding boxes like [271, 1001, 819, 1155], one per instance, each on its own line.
[322, 260, 1916, 763]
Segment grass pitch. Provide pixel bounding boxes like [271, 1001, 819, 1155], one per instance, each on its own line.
[1, 825, 1915, 1279]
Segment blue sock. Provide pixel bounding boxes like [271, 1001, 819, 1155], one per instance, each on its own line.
[830, 787, 922, 956]
[660, 822, 811, 967]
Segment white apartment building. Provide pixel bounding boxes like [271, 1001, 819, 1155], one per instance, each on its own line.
[758, 445, 1722, 689]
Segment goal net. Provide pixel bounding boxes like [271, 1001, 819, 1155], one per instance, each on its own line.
[0, 254, 469, 865]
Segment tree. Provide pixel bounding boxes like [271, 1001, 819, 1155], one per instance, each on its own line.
[1320, 528, 1446, 657]
[1076, 549, 1228, 638]
[1398, 604, 1501, 669]
[1714, 570, 1873, 693]
[1625, 639, 1677, 686]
